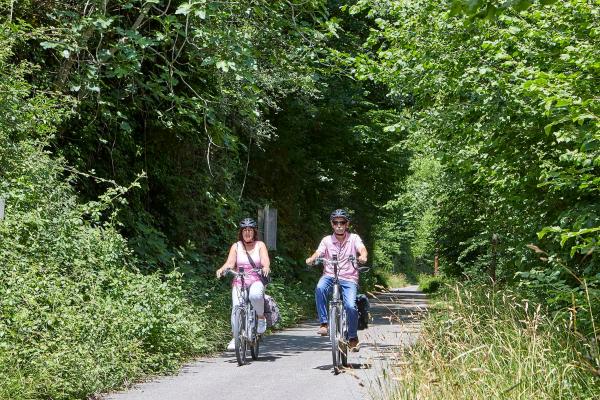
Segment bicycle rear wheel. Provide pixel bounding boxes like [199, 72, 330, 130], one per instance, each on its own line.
[233, 306, 247, 366]
[329, 305, 342, 374]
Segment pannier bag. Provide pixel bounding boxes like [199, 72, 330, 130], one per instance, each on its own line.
[356, 294, 370, 330]
[263, 294, 281, 327]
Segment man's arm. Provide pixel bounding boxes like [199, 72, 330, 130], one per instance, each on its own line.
[305, 250, 321, 266]
[306, 237, 327, 265]
[357, 245, 368, 264]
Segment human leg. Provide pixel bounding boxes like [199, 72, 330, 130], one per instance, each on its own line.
[315, 275, 334, 335]
[315, 275, 334, 324]
[339, 280, 359, 340]
[248, 281, 265, 316]
[249, 282, 267, 334]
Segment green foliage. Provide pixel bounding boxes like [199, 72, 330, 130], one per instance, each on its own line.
[246, 3, 412, 280]
[5, 0, 333, 272]
[417, 274, 444, 293]
[447, 0, 559, 18]
[373, 142, 441, 276]
[0, 30, 214, 398]
[352, 0, 599, 334]
[379, 272, 409, 289]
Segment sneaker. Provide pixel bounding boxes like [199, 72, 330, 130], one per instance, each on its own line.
[348, 337, 360, 352]
[257, 318, 267, 334]
[317, 323, 328, 336]
[226, 338, 235, 351]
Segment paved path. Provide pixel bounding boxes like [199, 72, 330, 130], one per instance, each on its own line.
[103, 286, 427, 400]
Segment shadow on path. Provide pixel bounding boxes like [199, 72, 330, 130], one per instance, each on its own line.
[368, 290, 427, 326]
[263, 331, 331, 354]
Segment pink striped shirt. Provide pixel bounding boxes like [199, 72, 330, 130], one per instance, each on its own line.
[317, 233, 365, 283]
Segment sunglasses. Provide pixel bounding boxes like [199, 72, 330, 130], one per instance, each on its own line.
[332, 220, 347, 226]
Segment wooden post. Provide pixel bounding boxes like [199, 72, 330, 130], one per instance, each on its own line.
[264, 205, 277, 250]
[257, 208, 264, 241]
[0, 198, 5, 221]
[434, 246, 439, 276]
[490, 234, 498, 283]
[258, 205, 277, 250]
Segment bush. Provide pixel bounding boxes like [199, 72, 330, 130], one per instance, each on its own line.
[0, 38, 217, 399]
[418, 274, 444, 293]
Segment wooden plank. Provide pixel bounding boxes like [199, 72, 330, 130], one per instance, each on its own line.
[263, 205, 277, 250]
[257, 207, 265, 241]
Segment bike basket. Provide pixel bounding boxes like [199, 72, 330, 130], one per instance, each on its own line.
[263, 294, 281, 327]
[356, 294, 370, 330]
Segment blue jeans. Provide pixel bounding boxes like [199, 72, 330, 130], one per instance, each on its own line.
[315, 275, 358, 340]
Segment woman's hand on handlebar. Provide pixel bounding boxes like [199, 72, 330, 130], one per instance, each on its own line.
[358, 255, 367, 264]
[216, 266, 238, 278]
[262, 265, 270, 277]
[216, 266, 229, 278]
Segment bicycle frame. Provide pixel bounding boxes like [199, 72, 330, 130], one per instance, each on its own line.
[316, 254, 356, 374]
[228, 267, 262, 366]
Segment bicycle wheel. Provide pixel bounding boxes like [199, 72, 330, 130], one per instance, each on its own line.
[329, 305, 342, 374]
[233, 306, 247, 366]
[250, 311, 260, 360]
[340, 309, 348, 367]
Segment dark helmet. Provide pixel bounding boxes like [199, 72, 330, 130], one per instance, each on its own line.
[239, 217, 257, 229]
[329, 209, 350, 222]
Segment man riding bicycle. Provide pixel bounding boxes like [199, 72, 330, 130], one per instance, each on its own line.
[305, 209, 368, 351]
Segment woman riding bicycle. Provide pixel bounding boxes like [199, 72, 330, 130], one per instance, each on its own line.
[305, 209, 368, 351]
[216, 218, 271, 350]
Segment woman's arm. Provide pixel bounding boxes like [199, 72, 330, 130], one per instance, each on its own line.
[216, 243, 237, 278]
[259, 241, 271, 276]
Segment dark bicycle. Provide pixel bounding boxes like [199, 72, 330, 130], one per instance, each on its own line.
[225, 267, 263, 366]
[314, 254, 368, 374]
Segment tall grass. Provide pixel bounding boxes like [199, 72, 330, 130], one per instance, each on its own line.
[383, 272, 410, 289]
[389, 284, 599, 399]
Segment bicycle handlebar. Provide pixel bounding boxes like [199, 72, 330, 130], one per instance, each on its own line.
[312, 255, 369, 271]
[314, 255, 351, 264]
[224, 267, 264, 278]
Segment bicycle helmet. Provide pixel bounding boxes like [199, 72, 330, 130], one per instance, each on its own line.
[239, 217, 257, 229]
[329, 209, 350, 222]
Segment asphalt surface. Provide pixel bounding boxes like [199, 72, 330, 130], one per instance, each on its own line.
[102, 285, 427, 400]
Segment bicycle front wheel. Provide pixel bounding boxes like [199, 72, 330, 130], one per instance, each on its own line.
[329, 305, 342, 374]
[340, 309, 348, 367]
[233, 306, 247, 366]
[250, 312, 260, 360]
